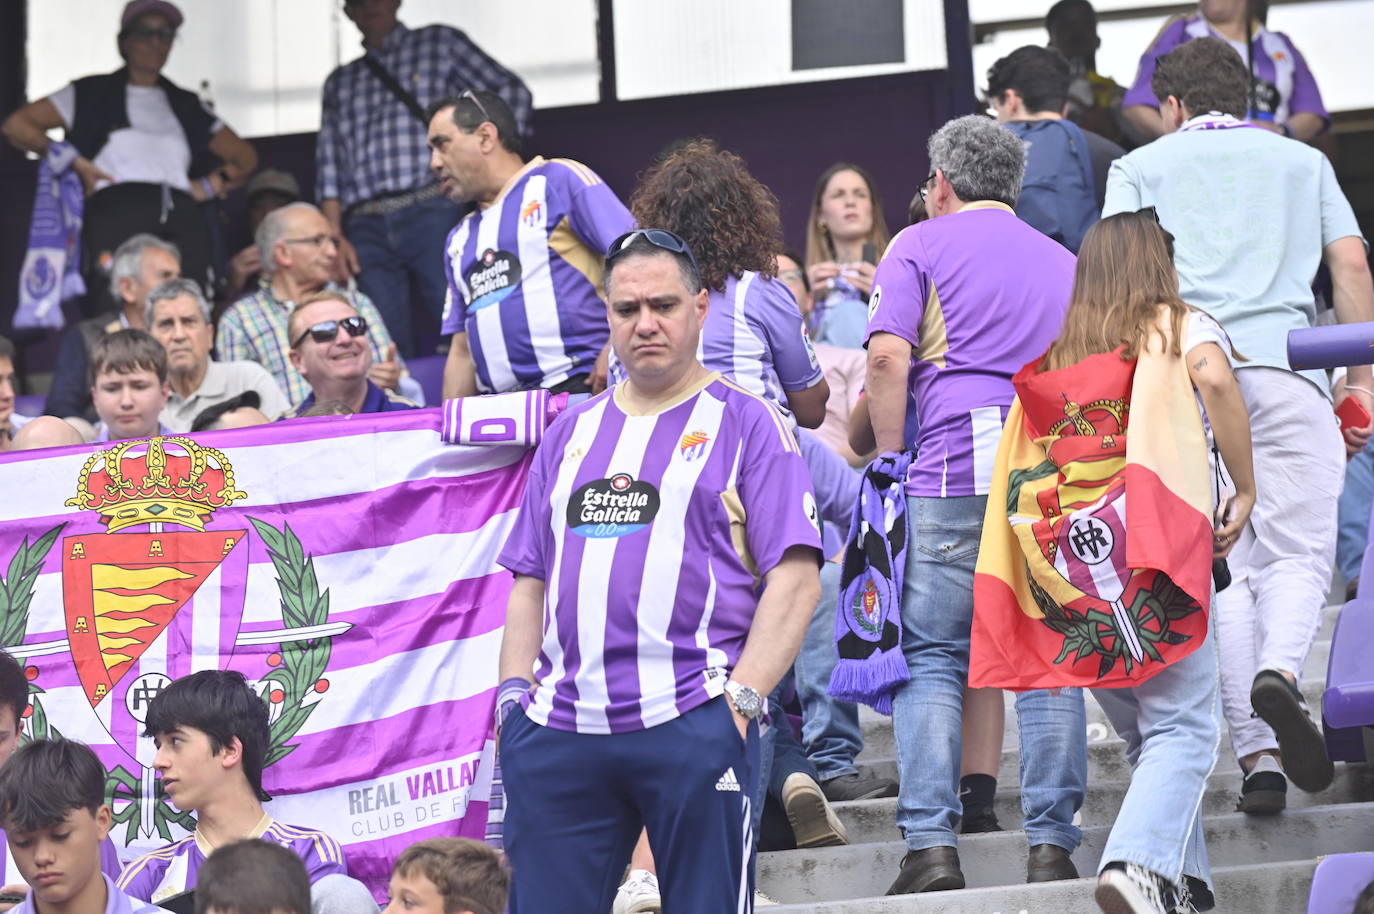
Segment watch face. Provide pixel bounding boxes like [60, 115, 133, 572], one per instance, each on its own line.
[731, 684, 762, 717]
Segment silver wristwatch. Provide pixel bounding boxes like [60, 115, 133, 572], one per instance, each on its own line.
[724, 680, 764, 720]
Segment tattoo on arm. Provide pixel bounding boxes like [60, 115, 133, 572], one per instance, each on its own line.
[1192, 356, 1208, 371]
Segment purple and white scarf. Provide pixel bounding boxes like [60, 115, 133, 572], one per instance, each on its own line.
[17, 141, 84, 329]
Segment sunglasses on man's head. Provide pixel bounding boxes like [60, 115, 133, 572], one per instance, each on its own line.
[605, 228, 700, 273]
[292, 316, 368, 348]
[458, 89, 492, 125]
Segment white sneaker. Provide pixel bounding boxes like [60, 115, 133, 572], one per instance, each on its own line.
[612, 869, 661, 914]
[754, 889, 780, 906]
[1096, 862, 1195, 914]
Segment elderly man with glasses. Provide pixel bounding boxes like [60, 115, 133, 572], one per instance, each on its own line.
[145, 277, 288, 430]
[283, 291, 418, 417]
[867, 114, 1088, 896]
[219, 202, 404, 407]
[317, 0, 533, 358]
[426, 91, 633, 401]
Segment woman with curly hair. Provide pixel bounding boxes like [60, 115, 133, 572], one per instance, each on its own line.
[621, 138, 829, 429]
[804, 163, 891, 349]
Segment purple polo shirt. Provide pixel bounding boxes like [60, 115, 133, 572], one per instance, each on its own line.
[498, 374, 823, 734]
[866, 201, 1074, 497]
[1122, 15, 1327, 126]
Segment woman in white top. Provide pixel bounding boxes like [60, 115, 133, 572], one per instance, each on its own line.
[1, 0, 257, 300]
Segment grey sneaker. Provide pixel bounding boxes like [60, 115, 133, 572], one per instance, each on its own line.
[820, 771, 898, 801]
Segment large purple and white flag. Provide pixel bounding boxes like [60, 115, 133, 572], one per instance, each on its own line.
[0, 396, 561, 897]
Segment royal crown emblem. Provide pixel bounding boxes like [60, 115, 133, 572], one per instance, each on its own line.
[64, 437, 247, 533]
[0, 434, 347, 844]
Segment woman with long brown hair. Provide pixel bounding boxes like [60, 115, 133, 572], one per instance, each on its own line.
[803, 163, 891, 349]
[971, 210, 1254, 913]
[622, 138, 830, 428]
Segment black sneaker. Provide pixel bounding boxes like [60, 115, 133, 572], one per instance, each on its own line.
[960, 804, 1003, 833]
[820, 771, 898, 802]
[1236, 767, 1286, 815]
[1250, 669, 1334, 793]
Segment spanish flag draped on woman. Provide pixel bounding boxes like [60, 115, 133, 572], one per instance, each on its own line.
[969, 211, 1249, 691]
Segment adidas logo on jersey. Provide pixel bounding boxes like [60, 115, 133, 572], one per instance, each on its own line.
[715, 767, 741, 792]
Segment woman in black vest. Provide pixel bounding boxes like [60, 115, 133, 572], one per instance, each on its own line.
[1, 0, 258, 311]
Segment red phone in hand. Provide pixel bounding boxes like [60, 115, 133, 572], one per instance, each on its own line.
[1337, 397, 1371, 433]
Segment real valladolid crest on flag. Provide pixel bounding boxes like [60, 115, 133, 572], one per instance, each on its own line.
[970, 317, 1214, 691]
[0, 396, 560, 898]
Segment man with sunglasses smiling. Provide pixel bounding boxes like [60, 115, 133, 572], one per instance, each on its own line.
[496, 229, 822, 913]
[283, 292, 417, 418]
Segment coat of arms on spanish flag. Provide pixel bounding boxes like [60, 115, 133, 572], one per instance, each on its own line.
[971, 318, 1214, 690]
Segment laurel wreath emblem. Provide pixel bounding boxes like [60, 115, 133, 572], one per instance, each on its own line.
[0, 518, 337, 842]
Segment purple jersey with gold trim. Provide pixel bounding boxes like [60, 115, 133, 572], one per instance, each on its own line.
[116, 819, 347, 904]
[1123, 15, 1327, 126]
[866, 201, 1074, 497]
[498, 374, 823, 735]
[441, 157, 633, 393]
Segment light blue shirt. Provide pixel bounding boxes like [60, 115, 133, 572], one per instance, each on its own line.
[1103, 115, 1364, 394]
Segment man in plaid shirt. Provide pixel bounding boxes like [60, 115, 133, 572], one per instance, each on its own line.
[318, 0, 532, 358]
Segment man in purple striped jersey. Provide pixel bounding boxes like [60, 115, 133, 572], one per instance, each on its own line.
[427, 92, 633, 401]
[496, 230, 823, 913]
[116, 672, 366, 911]
[866, 115, 1087, 894]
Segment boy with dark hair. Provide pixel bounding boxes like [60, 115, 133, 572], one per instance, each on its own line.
[88, 329, 171, 442]
[116, 671, 353, 906]
[0, 653, 121, 904]
[0, 739, 168, 914]
[383, 839, 507, 914]
[194, 840, 309, 914]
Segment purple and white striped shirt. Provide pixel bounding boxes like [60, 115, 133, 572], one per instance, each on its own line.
[498, 374, 823, 734]
[441, 157, 633, 392]
[117, 817, 347, 903]
[609, 271, 824, 420]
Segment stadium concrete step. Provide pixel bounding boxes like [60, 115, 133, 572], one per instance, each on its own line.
[830, 763, 1374, 844]
[857, 672, 1333, 761]
[757, 601, 1369, 913]
[757, 802, 1374, 904]
[762, 860, 1318, 913]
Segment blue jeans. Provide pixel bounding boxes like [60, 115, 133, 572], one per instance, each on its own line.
[346, 195, 463, 358]
[1092, 627, 1220, 889]
[795, 561, 864, 780]
[892, 495, 1086, 852]
[1337, 446, 1374, 584]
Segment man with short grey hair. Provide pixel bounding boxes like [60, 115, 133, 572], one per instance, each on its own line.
[218, 202, 404, 406]
[146, 278, 288, 431]
[865, 114, 1087, 894]
[45, 233, 181, 421]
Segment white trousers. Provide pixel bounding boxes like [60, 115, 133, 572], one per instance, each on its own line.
[1215, 367, 1344, 761]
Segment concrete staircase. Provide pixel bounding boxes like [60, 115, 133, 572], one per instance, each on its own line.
[758, 604, 1374, 913]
